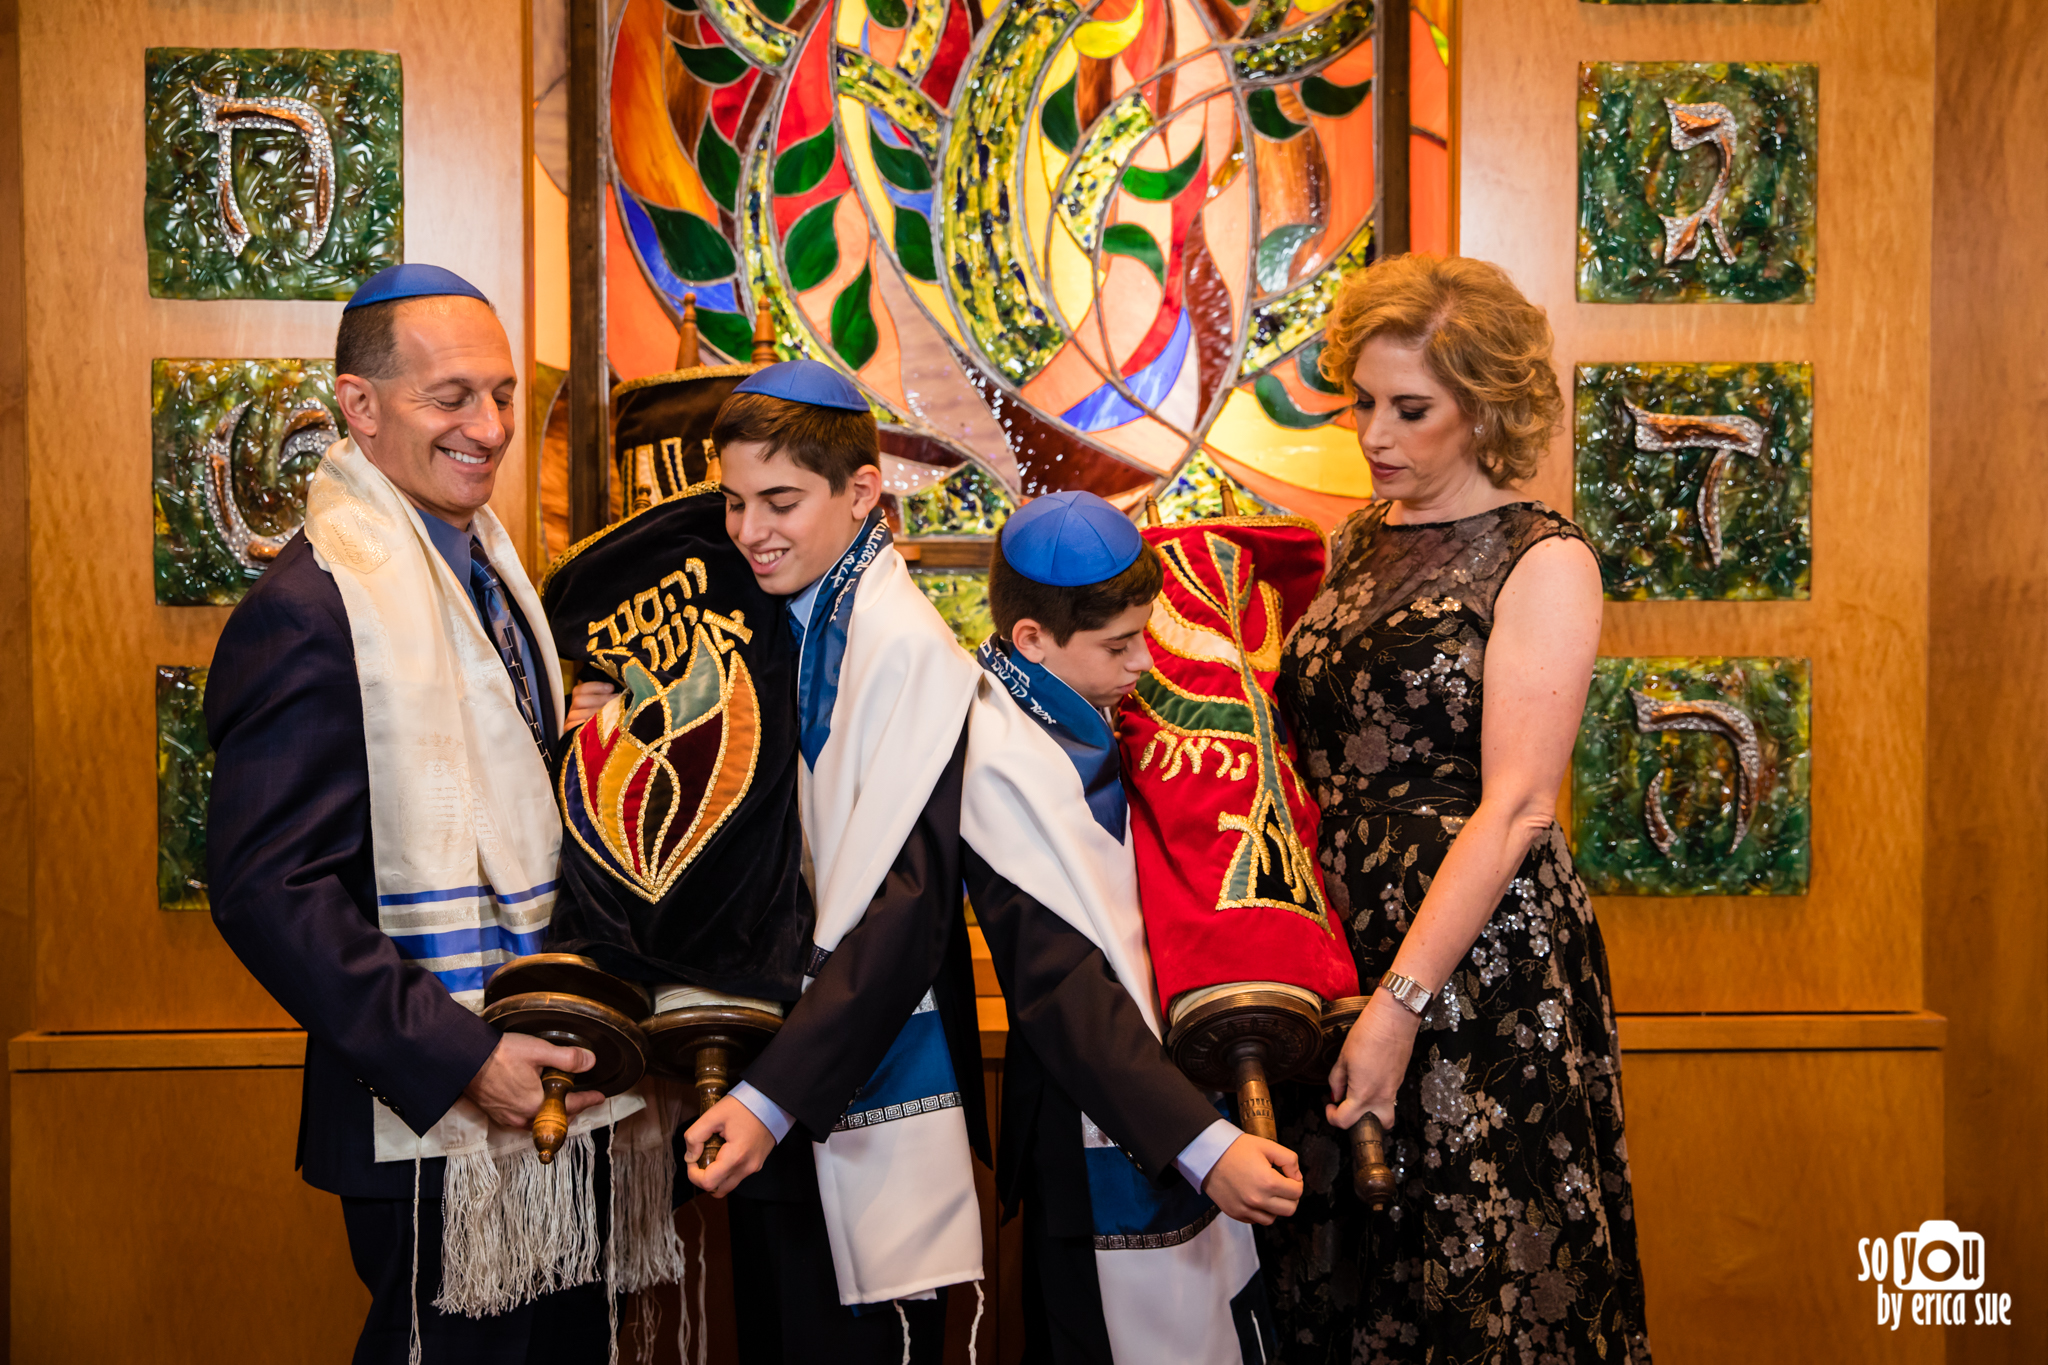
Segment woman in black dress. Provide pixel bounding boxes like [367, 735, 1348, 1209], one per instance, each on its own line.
[1261, 256, 1652, 1364]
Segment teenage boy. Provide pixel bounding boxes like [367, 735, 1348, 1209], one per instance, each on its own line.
[961, 491, 1303, 1364]
[682, 359, 987, 1364]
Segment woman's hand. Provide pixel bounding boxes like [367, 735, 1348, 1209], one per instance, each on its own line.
[1327, 990, 1422, 1131]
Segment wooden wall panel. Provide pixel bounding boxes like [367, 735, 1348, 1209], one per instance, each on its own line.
[0, 3, 32, 1355]
[1624, 1047, 1945, 1364]
[1927, 2, 2048, 1360]
[1459, 0, 1935, 1012]
[11, 1067, 367, 1364]
[16, 0, 531, 1032]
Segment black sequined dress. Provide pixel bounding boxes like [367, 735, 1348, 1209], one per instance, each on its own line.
[1263, 501, 1652, 1365]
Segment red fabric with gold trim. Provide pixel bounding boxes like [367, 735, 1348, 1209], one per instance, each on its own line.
[1118, 517, 1360, 1012]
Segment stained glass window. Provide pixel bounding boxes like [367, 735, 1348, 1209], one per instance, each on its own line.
[592, 0, 1441, 520]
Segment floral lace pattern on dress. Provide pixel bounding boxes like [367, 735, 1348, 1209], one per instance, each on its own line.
[1261, 501, 1653, 1365]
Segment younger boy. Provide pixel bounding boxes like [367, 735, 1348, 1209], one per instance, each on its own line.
[962, 491, 1303, 1364]
[682, 359, 987, 1364]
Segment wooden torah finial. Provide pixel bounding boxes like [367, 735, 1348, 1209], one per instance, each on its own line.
[1219, 482, 1241, 517]
[1166, 985, 1323, 1143]
[641, 995, 785, 1170]
[674, 291, 701, 369]
[702, 437, 722, 486]
[478, 955, 652, 1162]
[1144, 496, 1162, 527]
[750, 300, 779, 364]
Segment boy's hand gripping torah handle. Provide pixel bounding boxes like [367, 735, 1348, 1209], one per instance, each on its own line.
[639, 1003, 784, 1169]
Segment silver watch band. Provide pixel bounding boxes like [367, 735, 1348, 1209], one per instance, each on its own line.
[1379, 971, 1433, 1017]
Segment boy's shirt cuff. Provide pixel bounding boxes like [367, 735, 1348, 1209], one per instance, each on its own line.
[729, 1080, 795, 1144]
[1173, 1118, 1241, 1192]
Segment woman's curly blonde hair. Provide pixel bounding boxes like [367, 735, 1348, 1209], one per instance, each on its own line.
[1318, 254, 1562, 486]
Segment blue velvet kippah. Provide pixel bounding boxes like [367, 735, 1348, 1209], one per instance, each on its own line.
[999, 490, 1144, 587]
[343, 263, 491, 312]
[731, 358, 868, 412]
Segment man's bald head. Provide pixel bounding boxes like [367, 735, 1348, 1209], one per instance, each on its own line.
[333, 296, 518, 529]
[336, 294, 497, 383]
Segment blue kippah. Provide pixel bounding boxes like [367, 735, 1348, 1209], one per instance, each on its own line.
[732, 358, 868, 412]
[344, 263, 491, 312]
[999, 491, 1144, 587]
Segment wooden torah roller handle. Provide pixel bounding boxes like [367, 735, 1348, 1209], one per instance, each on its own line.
[1166, 983, 1325, 1143]
[481, 954, 652, 1163]
[1320, 996, 1397, 1210]
[642, 990, 785, 1169]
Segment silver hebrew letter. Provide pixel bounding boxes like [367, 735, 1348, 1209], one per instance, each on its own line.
[201, 399, 338, 568]
[1629, 690, 1763, 858]
[194, 80, 337, 257]
[1623, 402, 1766, 565]
[1658, 99, 1738, 266]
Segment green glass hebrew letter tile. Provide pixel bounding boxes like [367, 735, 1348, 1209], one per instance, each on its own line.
[1571, 656, 1811, 897]
[901, 462, 1016, 538]
[911, 569, 995, 650]
[1578, 62, 1816, 303]
[154, 359, 344, 606]
[1574, 362, 1811, 600]
[146, 47, 403, 299]
[158, 666, 213, 912]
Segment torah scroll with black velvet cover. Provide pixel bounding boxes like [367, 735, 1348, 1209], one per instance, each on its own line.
[539, 489, 811, 998]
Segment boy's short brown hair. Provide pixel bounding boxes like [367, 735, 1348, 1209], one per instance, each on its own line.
[989, 532, 1164, 646]
[711, 391, 879, 492]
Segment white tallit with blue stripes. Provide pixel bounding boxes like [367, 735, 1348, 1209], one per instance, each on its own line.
[303, 439, 564, 1014]
[306, 442, 673, 1318]
[962, 638, 1265, 1365]
[796, 513, 985, 1305]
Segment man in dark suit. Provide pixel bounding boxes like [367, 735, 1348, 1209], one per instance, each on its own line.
[206, 265, 607, 1363]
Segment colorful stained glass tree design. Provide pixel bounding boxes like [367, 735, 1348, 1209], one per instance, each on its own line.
[604, 0, 1395, 515]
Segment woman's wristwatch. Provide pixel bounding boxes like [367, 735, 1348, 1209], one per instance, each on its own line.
[1378, 971, 1433, 1018]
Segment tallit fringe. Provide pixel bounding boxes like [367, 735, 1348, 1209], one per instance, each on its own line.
[432, 1090, 692, 1321]
[610, 1088, 692, 1294]
[434, 1132, 602, 1317]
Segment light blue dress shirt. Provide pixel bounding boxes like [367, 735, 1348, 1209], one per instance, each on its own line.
[415, 508, 545, 704]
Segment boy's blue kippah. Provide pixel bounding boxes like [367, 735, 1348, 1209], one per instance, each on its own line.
[732, 358, 868, 412]
[1000, 490, 1144, 587]
[344, 263, 490, 311]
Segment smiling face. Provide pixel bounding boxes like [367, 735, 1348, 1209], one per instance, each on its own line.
[1350, 334, 1495, 514]
[1012, 599, 1156, 710]
[334, 297, 517, 528]
[720, 439, 883, 595]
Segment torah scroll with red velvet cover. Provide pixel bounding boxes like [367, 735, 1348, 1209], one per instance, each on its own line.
[1118, 517, 1360, 1014]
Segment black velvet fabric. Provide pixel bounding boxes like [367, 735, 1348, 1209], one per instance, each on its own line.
[541, 489, 811, 1000]
[612, 367, 752, 499]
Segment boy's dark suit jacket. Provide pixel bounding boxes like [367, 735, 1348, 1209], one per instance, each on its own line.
[204, 532, 556, 1199]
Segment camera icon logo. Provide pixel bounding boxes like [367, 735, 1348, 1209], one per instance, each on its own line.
[1891, 1220, 1985, 1292]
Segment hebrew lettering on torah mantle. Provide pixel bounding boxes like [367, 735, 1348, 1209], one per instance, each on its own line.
[152, 359, 343, 607]
[1571, 657, 1811, 897]
[145, 47, 402, 299]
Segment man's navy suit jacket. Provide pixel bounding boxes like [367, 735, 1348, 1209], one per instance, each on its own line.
[205, 532, 555, 1199]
